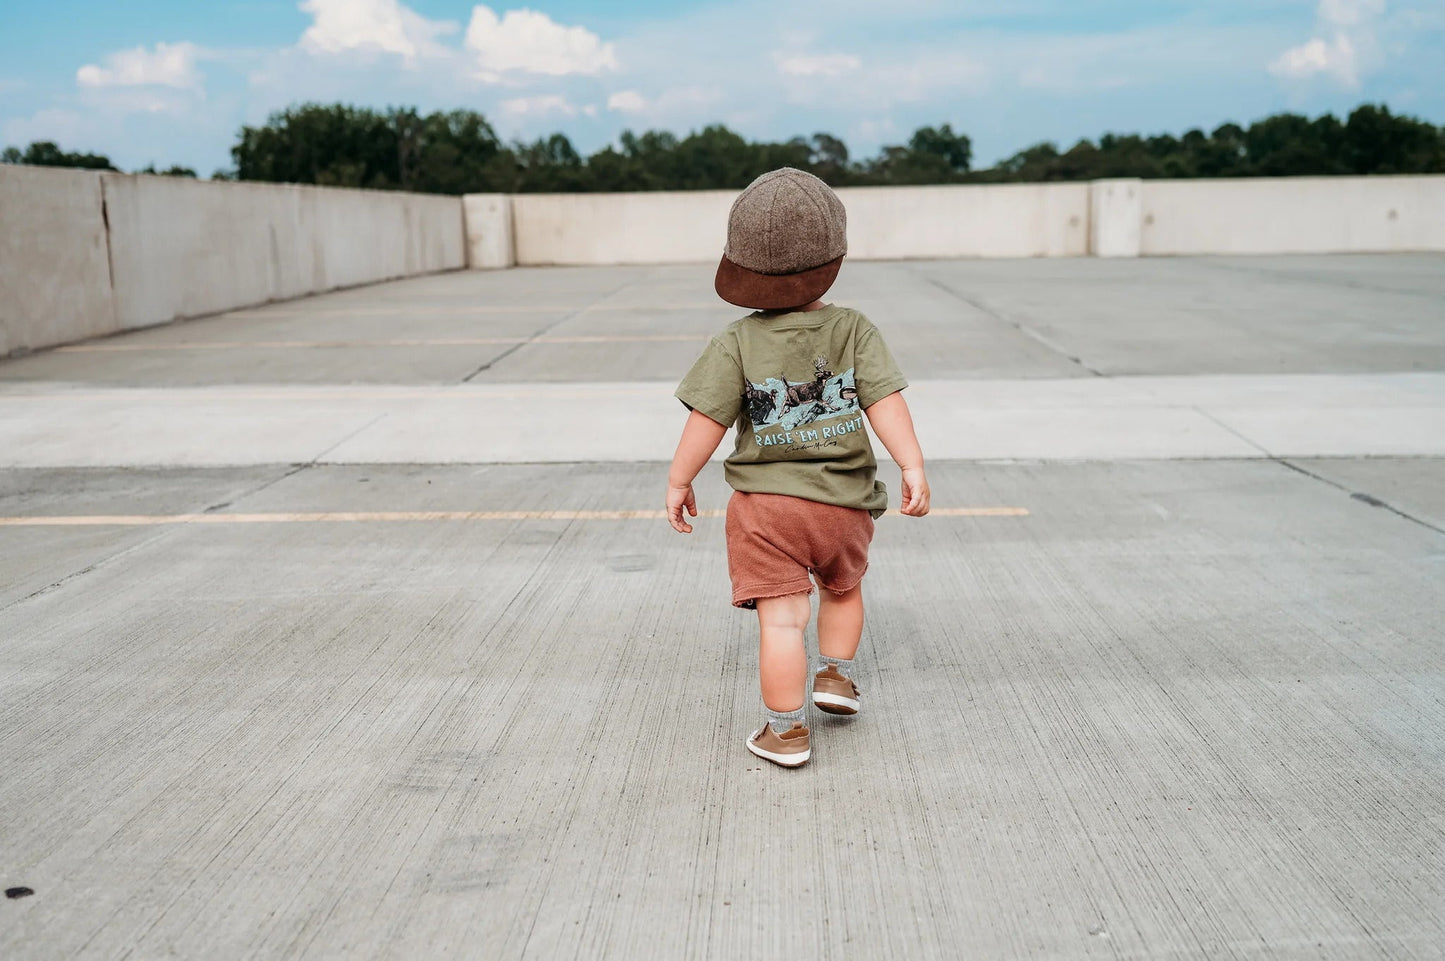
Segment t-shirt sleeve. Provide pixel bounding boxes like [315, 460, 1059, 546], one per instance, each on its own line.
[854, 320, 909, 408]
[675, 338, 744, 427]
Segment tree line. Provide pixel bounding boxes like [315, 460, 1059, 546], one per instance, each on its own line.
[1, 141, 198, 177]
[5, 103, 1442, 192]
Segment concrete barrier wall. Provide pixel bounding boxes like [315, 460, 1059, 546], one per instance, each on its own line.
[842, 183, 1088, 259]
[507, 182, 1088, 266]
[1, 165, 466, 354]
[7, 167, 1444, 355]
[481, 174, 1445, 266]
[511, 190, 734, 266]
[0, 166, 117, 355]
[105, 175, 465, 330]
[1139, 175, 1445, 256]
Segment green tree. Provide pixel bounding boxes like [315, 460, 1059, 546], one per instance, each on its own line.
[232, 103, 515, 193]
[909, 124, 972, 173]
[992, 141, 1060, 181]
[808, 133, 849, 183]
[404, 109, 509, 193]
[137, 163, 198, 177]
[223, 100, 1444, 193]
[514, 133, 586, 191]
[1242, 113, 1349, 176]
[863, 124, 973, 184]
[1342, 104, 1445, 174]
[234, 103, 400, 188]
[581, 145, 644, 191]
[1, 141, 116, 170]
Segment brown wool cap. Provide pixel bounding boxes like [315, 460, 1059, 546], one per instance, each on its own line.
[715, 167, 847, 310]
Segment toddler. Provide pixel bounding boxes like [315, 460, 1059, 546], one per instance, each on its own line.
[666, 168, 930, 768]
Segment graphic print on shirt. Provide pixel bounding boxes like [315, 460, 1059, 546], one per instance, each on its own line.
[742, 356, 860, 431]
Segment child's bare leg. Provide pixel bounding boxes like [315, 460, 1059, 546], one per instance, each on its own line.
[812, 583, 864, 715]
[755, 593, 811, 723]
[818, 583, 863, 662]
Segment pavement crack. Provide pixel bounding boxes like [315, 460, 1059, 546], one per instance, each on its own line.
[202, 462, 312, 513]
[914, 270, 1106, 377]
[311, 413, 389, 464]
[461, 279, 636, 383]
[1186, 408, 1440, 536]
[1193, 406, 1274, 457]
[1276, 458, 1445, 537]
[1, 529, 174, 613]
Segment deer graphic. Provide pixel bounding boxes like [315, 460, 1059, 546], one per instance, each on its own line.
[780, 357, 834, 416]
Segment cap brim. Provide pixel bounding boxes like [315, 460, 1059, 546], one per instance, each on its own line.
[714, 255, 844, 310]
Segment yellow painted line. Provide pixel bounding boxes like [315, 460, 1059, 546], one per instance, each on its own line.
[534, 334, 704, 344]
[0, 390, 661, 401]
[0, 507, 1028, 527]
[0, 387, 665, 401]
[219, 304, 722, 319]
[56, 334, 707, 353]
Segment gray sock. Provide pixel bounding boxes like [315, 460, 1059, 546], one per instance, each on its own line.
[818, 654, 856, 679]
[765, 704, 806, 734]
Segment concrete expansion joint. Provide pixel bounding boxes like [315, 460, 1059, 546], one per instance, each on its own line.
[200, 461, 316, 515]
[1, 525, 175, 614]
[911, 269, 1106, 377]
[1190, 407, 1273, 458]
[1275, 458, 1445, 537]
[311, 414, 389, 463]
[459, 278, 635, 383]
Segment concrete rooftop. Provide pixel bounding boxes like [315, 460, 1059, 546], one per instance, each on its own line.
[1, 255, 1443, 959]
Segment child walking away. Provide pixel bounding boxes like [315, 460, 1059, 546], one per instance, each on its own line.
[666, 168, 930, 769]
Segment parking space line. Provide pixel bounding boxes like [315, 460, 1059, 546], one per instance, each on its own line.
[0, 507, 1028, 527]
[217, 304, 722, 319]
[56, 335, 708, 353]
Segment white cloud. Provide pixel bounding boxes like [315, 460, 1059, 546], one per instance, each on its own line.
[299, 0, 458, 61]
[465, 6, 617, 80]
[601, 85, 723, 123]
[775, 53, 861, 77]
[1269, 0, 1385, 88]
[775, 47, 984, 109]
[607, 90, 647, 113]
[1318, 0, 1386, 28]
[77, 42, 204, 90]
[500, 94, 577, 118]
[1269, 36, 1357, 84]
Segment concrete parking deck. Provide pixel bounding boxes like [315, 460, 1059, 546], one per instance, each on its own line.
[2, 256, 1443, 959]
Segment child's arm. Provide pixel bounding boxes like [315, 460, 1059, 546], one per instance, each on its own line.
[863, 391, 930, 517]
[666, 410, 729, 533]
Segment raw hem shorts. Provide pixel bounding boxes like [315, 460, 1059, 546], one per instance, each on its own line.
[726, 491, 875, 609]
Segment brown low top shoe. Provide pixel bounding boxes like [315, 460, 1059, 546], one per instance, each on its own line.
[812, 665, 860, 715]
[747, 721, 811, 767]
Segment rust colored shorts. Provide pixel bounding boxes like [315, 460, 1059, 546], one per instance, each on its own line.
[725, 491, 875, 609]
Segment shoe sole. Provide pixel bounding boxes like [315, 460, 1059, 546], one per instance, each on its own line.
[746, 733, 811, 767]
[812, 691, 859, 715]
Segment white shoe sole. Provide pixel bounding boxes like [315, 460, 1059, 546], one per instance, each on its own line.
[747, 729, 811, 767]
[812, 691, 860, 714]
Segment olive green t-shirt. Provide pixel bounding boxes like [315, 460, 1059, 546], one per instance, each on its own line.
[674, 304, 908, 517]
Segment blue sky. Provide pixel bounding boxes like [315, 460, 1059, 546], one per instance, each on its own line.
[2, 0, 1442, 175]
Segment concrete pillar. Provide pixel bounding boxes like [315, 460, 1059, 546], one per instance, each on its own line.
[463, 194, 515, 269]
[1089, 179, 1142, 257]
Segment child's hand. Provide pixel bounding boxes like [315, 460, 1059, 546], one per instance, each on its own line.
[666, 484, 698, 533]
[900, 467, 931, 517]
